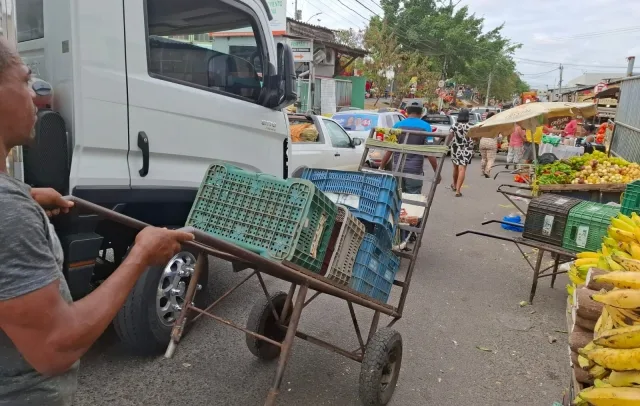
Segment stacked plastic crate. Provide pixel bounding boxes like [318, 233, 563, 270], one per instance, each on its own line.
[185, 164, 338, 274]
[302, 169, 402, 303]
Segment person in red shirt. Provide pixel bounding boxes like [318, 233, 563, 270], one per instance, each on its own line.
[563, 119, 578, 137]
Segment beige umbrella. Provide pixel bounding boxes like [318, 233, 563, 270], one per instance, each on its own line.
[467, 102, 598, 139]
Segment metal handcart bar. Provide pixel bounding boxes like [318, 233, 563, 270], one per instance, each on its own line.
[456, 223, 576, 303]
[360, 127, 449, 321]
[496, 184, 533, 215]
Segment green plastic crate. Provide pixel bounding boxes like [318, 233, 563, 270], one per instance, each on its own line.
[562, 201, 620, 252]
[621, 180, 640, 216]
[186, 164, 337, 273]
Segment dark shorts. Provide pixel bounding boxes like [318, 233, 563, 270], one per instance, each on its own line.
[402, 178, 422, 194]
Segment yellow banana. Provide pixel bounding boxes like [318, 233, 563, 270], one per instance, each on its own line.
[619, 213, 637, 229]
[614, 255, 640, 272]
[612, 217, 636, 234]
[609, 227, 637, 243]
[595, 325, 640, 349]
[578, 265, 595, 278]
[578, 251, 602, 259]
[630, 242, 640, 260]
[618, 308, 640, 325]
[595, 307, 616, 338]
[592, 290, 640, 309]
[605, 237, 619, 248]
[634, 227, 640, 244]
[576, 258, 599, 267]
[569, 268, 586, 285]
[589, 364, 610, 380]
[579, 386, 640, 404]
[607, 256, 626, 271]
[599, 255, 612, 271]
[615, 249, 634, 259]
[593, 378, 613, 388]
[578, 353, 594, 369]
[588, 347, 640, 371]
[579, 341, 600, 358]
[595, 309, 604, 333]
[595, 272, 640, 290]
[632, 212, 640, 227]
[609, 306, 636, 329]
[603, 243, 613, 257]
[609, 371, 640, 387]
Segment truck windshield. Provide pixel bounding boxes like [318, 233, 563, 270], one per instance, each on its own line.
[146, 0, 265, 102]
[332, 113, 378, 131]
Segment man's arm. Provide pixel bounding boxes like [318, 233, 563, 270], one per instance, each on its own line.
[0, 199, 193, 375]
[379, 151, 393, 170]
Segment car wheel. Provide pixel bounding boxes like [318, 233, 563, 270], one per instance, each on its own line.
[113, 251, 208, 355]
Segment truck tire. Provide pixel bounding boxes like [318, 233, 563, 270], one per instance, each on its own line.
[113, 251, 208, 355]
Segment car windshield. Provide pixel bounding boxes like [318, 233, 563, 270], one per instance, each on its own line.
[423, 115, 450, 125]
[332, 113, 379, 131]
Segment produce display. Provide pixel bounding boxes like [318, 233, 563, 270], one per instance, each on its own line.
[536, 151, 640, 186]
[565, 211, 640, 404]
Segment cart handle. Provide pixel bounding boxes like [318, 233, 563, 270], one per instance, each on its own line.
[63, 196, 249, 264]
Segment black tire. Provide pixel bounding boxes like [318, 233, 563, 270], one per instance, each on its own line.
[246, 291, 288, 360]
[359, 328, 403, 406]
[113, 252, 209, 356]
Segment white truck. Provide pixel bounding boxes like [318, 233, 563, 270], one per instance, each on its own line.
[13, 0, 297, 354]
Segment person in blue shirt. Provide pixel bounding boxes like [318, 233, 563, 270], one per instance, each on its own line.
[379, 105, 439, 194]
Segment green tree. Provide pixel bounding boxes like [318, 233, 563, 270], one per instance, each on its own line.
[362, 17, 401, 106]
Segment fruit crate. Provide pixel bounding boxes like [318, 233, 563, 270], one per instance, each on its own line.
[523, 193, 582, 246]
[320, 205, 366, 286]
[621, 180, 640, 216]
[186, 164, 337, 273]
[562, 201, 620, 253]
[300, 169, 401, 245]
[350, 233, 401, 303]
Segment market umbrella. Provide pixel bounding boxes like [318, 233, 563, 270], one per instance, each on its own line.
[467, 102, 598, 139]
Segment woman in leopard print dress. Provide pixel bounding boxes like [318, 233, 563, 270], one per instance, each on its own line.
[450, 108, 474, 197]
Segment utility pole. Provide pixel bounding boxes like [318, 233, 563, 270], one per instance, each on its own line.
[557, 64, 563, 102]
[294, 0, 300, 20]
[484, 71, 492, 106]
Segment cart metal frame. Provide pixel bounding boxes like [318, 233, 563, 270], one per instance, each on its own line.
[456, 220, 576, 303]
[64, 128, 448, 406]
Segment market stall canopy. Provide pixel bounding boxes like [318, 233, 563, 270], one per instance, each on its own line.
[468, 102, 598, 139]
[594, 87, 620, 100]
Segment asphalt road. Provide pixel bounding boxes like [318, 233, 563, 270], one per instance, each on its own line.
[75, 155, 570, 406]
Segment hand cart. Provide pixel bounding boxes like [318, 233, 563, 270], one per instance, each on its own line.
[63, 127, 448, 406]
[456, 219, 576, 303]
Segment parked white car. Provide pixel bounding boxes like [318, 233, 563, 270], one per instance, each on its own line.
[289, 114, 364, 177]
[331, 109, 406, 168]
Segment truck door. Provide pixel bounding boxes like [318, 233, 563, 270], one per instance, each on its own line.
[123, 0, 287, 191]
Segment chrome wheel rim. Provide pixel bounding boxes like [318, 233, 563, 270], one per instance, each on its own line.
[156, 251, 197, 326]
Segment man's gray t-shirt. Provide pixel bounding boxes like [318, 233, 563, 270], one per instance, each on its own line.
[0, 173, 78, 405]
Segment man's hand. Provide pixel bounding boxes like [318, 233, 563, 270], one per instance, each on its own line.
[30, 188, 74, 217]
[131, 227, 195, 267]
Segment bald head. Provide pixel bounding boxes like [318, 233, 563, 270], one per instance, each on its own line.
[0, 38, 21, 83]
[0, 38, 37, 153]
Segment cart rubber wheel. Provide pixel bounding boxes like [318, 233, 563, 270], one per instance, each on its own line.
[359, 328, 403, 406]
[246, 291, 288, 360]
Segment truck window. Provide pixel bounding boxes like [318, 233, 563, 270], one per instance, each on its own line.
[16, 0, 44, 42]
[145, 0, 266, 103]
[324, 120, 353, 148]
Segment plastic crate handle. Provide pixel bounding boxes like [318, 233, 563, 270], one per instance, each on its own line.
[310, 213, 328, 258]
[569, 225, 577, 241]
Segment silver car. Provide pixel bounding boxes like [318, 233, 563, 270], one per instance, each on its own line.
[422, 114, 455, 138]
[332, 109, 406, 168]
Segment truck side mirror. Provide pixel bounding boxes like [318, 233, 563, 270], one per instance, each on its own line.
[272, 43, 297, 110]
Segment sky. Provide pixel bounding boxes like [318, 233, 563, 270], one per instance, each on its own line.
[288, 0, 640, 91]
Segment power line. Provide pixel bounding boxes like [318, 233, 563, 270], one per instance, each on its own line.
[552, 25, 640, 41]
[353, 0, 379, 16]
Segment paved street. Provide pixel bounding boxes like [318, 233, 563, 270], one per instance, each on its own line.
[75, 156, 569, 406]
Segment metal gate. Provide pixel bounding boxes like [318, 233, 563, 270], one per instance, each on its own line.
[610, 76, 640, 162]
[335, 79, 352, 109]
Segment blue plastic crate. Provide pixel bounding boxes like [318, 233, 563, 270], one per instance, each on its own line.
[350, 234, 400, 303]
[301, 169, 401, 242]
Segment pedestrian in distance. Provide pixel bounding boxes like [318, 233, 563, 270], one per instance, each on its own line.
[449, 108, 474, 197]
[478, 111, 497, 178]
[506, 123, 525, 169]
[0, 38, 195, 406]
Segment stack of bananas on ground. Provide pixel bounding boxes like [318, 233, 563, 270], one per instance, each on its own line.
[570, 215, 640, 404]
[566, 212, 640, 305]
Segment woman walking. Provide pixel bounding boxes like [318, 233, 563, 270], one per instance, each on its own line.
[479, 112, 497, 178]
[506, 123, 525, 169]
[449, 108, 474, 197]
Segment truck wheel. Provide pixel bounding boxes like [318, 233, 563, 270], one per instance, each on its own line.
[359, 328, 403, 406]
[113, 251, 208, 355]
